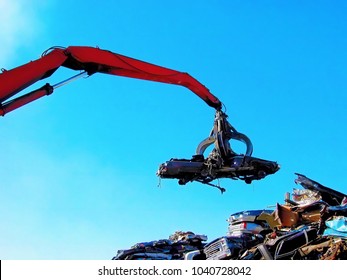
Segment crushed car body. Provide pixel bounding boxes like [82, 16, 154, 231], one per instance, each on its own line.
[157, 110, 280, 192]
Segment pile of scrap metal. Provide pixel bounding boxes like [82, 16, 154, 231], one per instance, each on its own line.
[112, 231, 208, 260]
[112, 173, 347, 260]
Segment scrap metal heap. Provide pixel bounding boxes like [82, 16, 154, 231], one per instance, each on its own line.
[112, 231, 208, 260]
[112, 173, 347, 260]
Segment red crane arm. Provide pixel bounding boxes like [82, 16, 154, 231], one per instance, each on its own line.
[0, 46, 222, 115]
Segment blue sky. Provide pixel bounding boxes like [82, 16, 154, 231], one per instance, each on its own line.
[0, 0, 346, 259]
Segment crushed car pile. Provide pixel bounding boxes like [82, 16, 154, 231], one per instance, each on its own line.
[112, 231, 208, 260]
[112, 173, 347, 260]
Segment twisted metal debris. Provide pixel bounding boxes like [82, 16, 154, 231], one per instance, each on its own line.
[113, 173, 347, 260]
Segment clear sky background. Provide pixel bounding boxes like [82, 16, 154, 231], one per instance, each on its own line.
[0, 0, 346, 260]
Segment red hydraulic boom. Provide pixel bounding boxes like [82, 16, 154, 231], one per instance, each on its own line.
[0, 46, 280, 191]
[0, 46, 222, 116]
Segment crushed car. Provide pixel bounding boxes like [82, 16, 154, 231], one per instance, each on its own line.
[157, 110, 280, 193]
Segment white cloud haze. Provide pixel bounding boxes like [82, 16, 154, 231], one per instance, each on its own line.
[0, 0, 44, 65]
